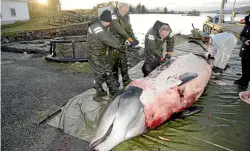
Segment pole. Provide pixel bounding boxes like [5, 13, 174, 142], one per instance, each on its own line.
[218, 0, 225, 25]
[231, 0, 236, 22]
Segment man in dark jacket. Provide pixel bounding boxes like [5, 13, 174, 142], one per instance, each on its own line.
[111, 2, 139, 86]
[235, 14, 250, 89]
[142, 20, 175, 77]
[87, 10, 125, 100]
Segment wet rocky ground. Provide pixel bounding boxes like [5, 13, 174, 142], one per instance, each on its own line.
[1, 52, 93, 151]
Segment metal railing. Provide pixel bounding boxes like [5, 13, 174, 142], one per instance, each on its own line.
[45, 35, 88, 63]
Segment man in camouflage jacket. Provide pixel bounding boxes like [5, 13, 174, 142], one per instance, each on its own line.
[87, 10, 125, 100]
[110, 2, 139, 86]
[142, 20, 175, 77]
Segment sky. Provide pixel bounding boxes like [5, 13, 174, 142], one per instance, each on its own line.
[60, 0, 249, 11]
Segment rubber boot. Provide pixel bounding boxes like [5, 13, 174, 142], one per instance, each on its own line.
[93, 88, 107, 102]
[122, 74, 132, 87]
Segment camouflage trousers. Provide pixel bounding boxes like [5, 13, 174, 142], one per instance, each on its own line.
[88, 49, 120, 96]
[119, 51, 131, 83]
[118, 39, 131, 85]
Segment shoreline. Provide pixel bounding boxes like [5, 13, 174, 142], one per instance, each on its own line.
[1, 35, 189, 55]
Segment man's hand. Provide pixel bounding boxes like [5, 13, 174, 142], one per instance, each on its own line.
[164, 53, 172, 60]
[129, 41, 136, 47]
[245, 40, 250, 45]
[134, 39, 139, 45]
[164, 52, 172, 60]
[128, 37, 136, 47]
[160, 52, 172, 62]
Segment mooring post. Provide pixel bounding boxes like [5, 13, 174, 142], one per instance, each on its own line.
[49, 40, 53, 55]
[218, 0, 225, 25]
[231, 0, 237, 22]
[72, 40, 76, 58]
[52, 41, 57, 57]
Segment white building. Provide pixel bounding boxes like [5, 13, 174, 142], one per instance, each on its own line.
[1, 0, 30, 25]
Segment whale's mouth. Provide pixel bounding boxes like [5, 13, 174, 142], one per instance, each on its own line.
[90, 121, 114, 149]
[89, 86, 145, 151]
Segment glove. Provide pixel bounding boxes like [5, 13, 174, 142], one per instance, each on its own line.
[134, 39, 139, 45]
[164, 53, 171, 60]
[128, 37, 136, 48]
[129, 41, 136, 47]
[161, 52, 172, 62]
[245, 40, 250, 45]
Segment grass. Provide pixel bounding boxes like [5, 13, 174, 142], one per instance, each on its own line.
[55, 62, 92, 73]
[1, 8, 95, 36]
[1, 8, 62, 36]
[43, 59, 92, 73]
[66, 62, 91, 73]
[1, 18, 55, 36]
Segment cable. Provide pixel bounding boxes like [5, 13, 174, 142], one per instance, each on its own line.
[188, 40, 208, 52]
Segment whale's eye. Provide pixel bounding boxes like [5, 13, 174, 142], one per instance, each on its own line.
[178, 87, 185, 99]
[151, 113, 155, 118]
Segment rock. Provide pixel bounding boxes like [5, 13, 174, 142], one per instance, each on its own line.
[43, 30, 50, 35]
[1, 38, 10, 43]
[17, 37, 23, 41]
[1, 40, 51, 54]
[49, 29, 56, 35]
[26, 31, 31, 37]
[55, 28, 61, 33]
[19, 40, 45, 44]
[3, 22, 90, 42]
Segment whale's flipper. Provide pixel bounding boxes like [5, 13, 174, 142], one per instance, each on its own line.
[188, 40, 208, 52]
[171, 106, 204, 120]
[180, 106, 204, 117]
[194, 53, 207, 60]
[179, 72, 198, 85]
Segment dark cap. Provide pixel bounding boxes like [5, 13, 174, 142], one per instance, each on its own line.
[100, 10, 112, 22]
[244, 15, 250, 25]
